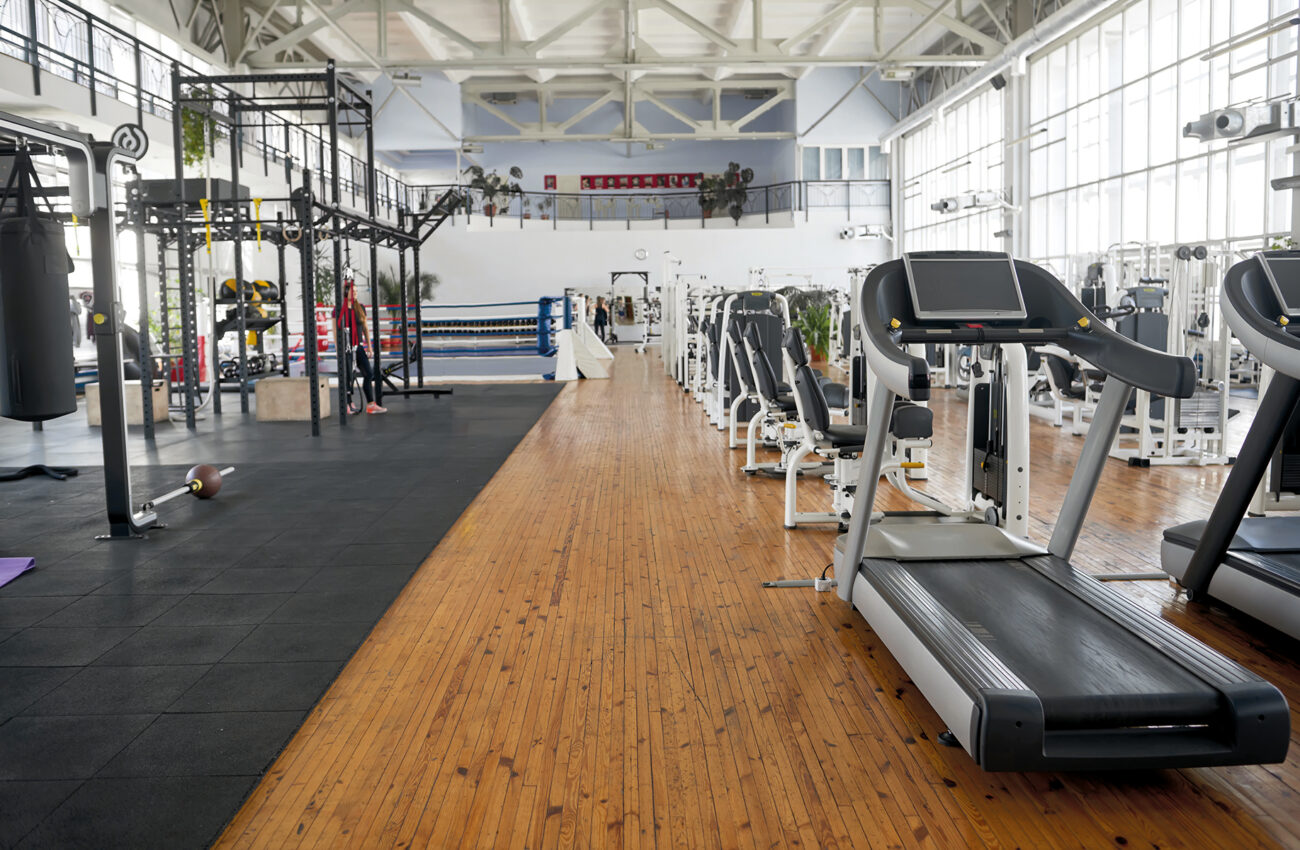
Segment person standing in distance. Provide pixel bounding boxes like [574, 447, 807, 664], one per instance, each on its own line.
[334, 278, 386, 415]
[593, 296, 609, 343]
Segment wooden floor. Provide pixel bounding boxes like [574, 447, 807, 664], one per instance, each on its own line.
[217, 351, 1300, 850]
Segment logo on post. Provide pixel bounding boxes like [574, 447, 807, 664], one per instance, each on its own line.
[111, 123, 149, 159]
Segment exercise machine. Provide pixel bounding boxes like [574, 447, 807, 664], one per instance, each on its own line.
[833, 250, 1289, 771]
[1163, 250, 1300, 640]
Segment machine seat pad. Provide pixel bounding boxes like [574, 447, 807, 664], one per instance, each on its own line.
[771, 394, 799, 413]
[890, 403, 934, 439]
[821, 382, 850, 409]
[821, 424, 867, 449]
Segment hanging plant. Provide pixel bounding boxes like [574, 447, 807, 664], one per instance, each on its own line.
[696, 162, 755, 224]
[180, 85, 218, 170]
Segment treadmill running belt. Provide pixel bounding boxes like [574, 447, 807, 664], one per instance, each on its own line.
[899, 559, 1220, 730]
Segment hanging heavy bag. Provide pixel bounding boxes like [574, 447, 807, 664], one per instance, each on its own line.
[0, 151, 77, 421]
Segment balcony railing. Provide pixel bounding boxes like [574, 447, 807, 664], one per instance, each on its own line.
[406, 180, 890, 228]
[1, 0, 891, 231]
[0, 0, 408, 217]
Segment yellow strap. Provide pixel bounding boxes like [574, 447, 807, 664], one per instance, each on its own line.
[253, 198, 263, 251]
[198, 198, 212, 254]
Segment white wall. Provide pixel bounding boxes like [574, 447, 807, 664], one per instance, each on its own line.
[415, 209, 892, 303]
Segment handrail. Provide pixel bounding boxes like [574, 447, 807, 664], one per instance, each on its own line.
[404, 179, 890, 226]
[0, 0, 408, 217]
[4, 0, 891, 229]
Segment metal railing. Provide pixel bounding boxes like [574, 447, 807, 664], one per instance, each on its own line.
[0, 0, 408, 217]
[405, 180, 890, 228]
[1, 0, 890, 230]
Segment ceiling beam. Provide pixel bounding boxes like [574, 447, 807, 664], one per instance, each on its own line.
[642, 0, 739, 51]
[795, 6, 856, 78]
[396, 10, 469, 82]
[779, 0, 861, 52]
[529, 0, 619, 54]
[387, 0, 484, 55]
[895, 0, 1002, 52]
[243, 0, 373, 64]
[255, 53, 987, 71]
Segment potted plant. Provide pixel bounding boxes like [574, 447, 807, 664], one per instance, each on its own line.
[537, 196, 554, 220]
[696, 162, 755, 224]
[790, 299, 832, 363]
[180, 85, 218, 171]
[464, 165, 523, 217]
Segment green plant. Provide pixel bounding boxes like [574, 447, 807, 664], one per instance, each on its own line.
[696, 162, 755, 224]
[1269, 236, 1296, 251]
[376, 267, 440, 304]
[792, 302, 831, 361]
[313, 243, 336, 305]
[464, 165, 523, 214]
[180, 85, 218, 170]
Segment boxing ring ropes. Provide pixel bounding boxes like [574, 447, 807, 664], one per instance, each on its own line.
[289, 296, 574, 382]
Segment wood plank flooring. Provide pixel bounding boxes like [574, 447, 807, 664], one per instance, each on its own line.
[216, 351, 1300, 849]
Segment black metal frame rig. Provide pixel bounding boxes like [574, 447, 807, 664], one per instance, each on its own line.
[0, 111, 154, 538]
[121, 186, 295, 438]
[152, 62, 457, 434]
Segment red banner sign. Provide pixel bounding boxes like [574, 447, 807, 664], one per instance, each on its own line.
[580, 173, 699, 190]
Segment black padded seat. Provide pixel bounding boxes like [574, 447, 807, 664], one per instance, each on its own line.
[821, 382, 850, 408]
[890, 403, 933, 439]
[774, 394, 798, 412]
[821, 425, 866, 449]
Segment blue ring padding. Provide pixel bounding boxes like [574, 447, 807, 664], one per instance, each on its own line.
[379, 300, 548, 309]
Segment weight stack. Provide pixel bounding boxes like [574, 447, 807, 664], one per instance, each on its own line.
[0, 216, 76, 421]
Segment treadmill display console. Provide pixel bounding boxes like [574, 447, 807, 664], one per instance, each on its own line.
[904, 253, 1027, 322]
[1258, 255, 1300, 318]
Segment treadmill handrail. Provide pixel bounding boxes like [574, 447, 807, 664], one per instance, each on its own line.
[858, 253, 1197, 402]
[1221, 250, 1300, 382]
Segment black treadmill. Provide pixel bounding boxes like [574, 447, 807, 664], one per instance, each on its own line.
[1163, 250, 1300, 640]
[833, 251, 1289, 771]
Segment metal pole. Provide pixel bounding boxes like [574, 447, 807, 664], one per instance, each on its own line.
[364, 94, 382, 403]
[413, 241, 425, 387]
[171, 62, 198, 429]
[131, 180, 154, 440]
[89, 145, 148, 537]
[327, 61, 347, 425]
[86, 19, 97, 116]
[277, 212, 289, 374]
[157, 234, 172, 410]
[229, 95, 250, 413]
[298, 170, 321, 436]
[398, 233, 409, 390]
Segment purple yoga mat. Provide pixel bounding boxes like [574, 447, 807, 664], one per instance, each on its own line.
[0, 557, 35, 587]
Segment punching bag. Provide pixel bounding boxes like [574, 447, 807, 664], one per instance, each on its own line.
[0, 152, 77, 421]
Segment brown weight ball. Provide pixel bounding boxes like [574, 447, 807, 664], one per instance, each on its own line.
[186, 464, 224, 499]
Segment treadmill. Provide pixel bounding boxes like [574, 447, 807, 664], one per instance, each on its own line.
[833, 251, 1289, 771]
[1163, 250, 1300, 640]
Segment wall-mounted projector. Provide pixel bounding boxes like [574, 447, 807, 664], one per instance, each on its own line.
[931, 191, 1015, 214]
[880, 67, 915, 82]
[839, 224, 892, 240]
[1184, 102, 1285, 141]
[930, 195, 967, 213]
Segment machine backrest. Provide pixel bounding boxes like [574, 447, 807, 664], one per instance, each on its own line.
[727, 319, 757, 392]
[1042, 353, 1077, 394]
[783, 327, 832, 434]
[744, 324, 780, 403]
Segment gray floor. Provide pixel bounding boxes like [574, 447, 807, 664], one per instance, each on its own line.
[0, 382, 562, 849]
